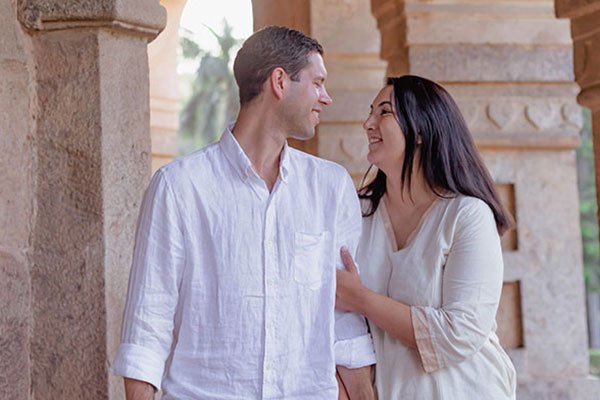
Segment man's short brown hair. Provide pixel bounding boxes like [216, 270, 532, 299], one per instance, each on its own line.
[233, 26, 324, 105]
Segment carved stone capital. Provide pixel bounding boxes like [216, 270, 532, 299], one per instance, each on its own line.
[18, 0, 166, 39]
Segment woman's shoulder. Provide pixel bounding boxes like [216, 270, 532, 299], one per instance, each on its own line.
[442, 195, 495, 226]
[444, 194, 491, 214]
[441, 195, 497, 238]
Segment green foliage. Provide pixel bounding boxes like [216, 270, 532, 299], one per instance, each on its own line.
[590, 348, 600, 375]
[179, 20, 242, 154]
[577, 108, 600, 292]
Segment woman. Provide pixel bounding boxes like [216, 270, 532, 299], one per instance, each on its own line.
[336, 75, 516, 399]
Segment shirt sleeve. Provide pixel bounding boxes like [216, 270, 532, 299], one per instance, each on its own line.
[334, 172, 377, 368]
[410, 199, 504, 373]
[111, 169, 186, 389]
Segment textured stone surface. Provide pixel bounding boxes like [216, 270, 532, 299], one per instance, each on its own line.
[17, 0, 166, 36]
[0, 253, 30, 400]
[30, 30, 108, 400]
[482, 150, 590, 382]
[22, 27, 154, 399]
[0, 0, 33, 398]
[518, 377, 600, 400]
[98, 29, 153, 400]
[403, 1, 572, 44]
[409, 44, 574, 82]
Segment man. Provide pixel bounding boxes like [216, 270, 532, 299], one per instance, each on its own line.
[112, 26, 375, 399]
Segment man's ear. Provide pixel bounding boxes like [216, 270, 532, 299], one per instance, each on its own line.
[269, 67, 287, 100]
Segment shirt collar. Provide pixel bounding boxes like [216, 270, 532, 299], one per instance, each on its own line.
[219, 123, 291, 184]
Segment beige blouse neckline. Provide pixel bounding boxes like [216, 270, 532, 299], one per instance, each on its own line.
[379, 195, 442, 252]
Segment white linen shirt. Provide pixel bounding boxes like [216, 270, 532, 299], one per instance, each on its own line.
[112, 126, 376, 399]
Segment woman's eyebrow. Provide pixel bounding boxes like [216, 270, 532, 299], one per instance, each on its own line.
[377, 101, 392, 108]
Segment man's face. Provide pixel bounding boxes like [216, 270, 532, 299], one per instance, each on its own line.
[282, 52, 333, 141]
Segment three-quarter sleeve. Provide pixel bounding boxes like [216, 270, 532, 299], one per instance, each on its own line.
[111, 169, 186, 389]
[334, 172, 377, 368]
[411, 199, 503, 373]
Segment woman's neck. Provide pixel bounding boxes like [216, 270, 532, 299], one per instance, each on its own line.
[384, 167, 437, 209]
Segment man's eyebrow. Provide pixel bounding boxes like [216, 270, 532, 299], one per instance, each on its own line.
[315, 75, 326, 82]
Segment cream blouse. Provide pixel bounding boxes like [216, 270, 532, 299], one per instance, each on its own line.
[356, 195, 516, 399]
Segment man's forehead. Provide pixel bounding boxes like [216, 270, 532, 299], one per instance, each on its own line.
[304, 52, 327, 77]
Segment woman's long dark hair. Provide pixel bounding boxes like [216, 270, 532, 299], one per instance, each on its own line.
[359, 75, 513, 235]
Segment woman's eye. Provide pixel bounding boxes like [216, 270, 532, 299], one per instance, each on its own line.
[380, 109, 392, 116]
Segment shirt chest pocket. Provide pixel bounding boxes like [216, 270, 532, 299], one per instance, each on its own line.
[293, 231, 330, 289]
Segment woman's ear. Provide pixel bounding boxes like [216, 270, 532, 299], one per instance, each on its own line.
[269, 67, 286, 100]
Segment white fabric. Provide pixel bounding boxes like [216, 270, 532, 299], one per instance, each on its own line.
[357, 195, 516, 400]
[112, 126, 375, 399]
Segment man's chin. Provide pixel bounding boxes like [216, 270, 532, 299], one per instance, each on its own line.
[289, 129, 316, 141]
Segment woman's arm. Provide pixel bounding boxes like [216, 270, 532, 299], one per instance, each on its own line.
[336, 247, 416, 348]
[337, 365, 374, 400]
[337, 200, 504, 373]
[124, 378, 155, 400]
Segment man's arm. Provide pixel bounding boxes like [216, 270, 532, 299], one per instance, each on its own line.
[124, 378, 155, 400]
[333, 172, 376, 400]
[337, 366, 374, 400]
[112, 169, 186, 390]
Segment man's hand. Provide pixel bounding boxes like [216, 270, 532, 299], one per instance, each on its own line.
[124, 378, 155, 400]
[337, 365, 375, 400]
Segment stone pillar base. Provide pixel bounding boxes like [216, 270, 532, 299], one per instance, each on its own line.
[518, 376, 600, 400]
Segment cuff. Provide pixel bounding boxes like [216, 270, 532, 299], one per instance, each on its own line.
[335, 333, 376, 368]
[411, 306, 442, 373]
[110, 342, 166, 390]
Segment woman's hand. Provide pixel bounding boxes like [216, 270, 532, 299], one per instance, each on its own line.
[336, 246, 367, 313]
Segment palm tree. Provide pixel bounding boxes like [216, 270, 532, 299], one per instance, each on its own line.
[179, 20, 241, 154]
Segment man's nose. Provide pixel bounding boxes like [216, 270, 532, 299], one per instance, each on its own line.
[320, 87, 333, 105]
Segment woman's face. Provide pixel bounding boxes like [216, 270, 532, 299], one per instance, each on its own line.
[363, 86, 406, 172]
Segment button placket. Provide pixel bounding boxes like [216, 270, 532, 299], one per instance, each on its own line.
[262, 193, 279, 398]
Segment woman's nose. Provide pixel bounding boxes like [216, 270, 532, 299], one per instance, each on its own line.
[363, 115, 374, 131]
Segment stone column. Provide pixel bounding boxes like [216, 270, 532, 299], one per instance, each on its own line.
[371, 0, 599, 398]
[149, 0, 187, 172]
[0, 1, 35, 398]
[16, 1, 165, 399]
[556, 1, 600, 227]
[310, 0, 387, 182]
